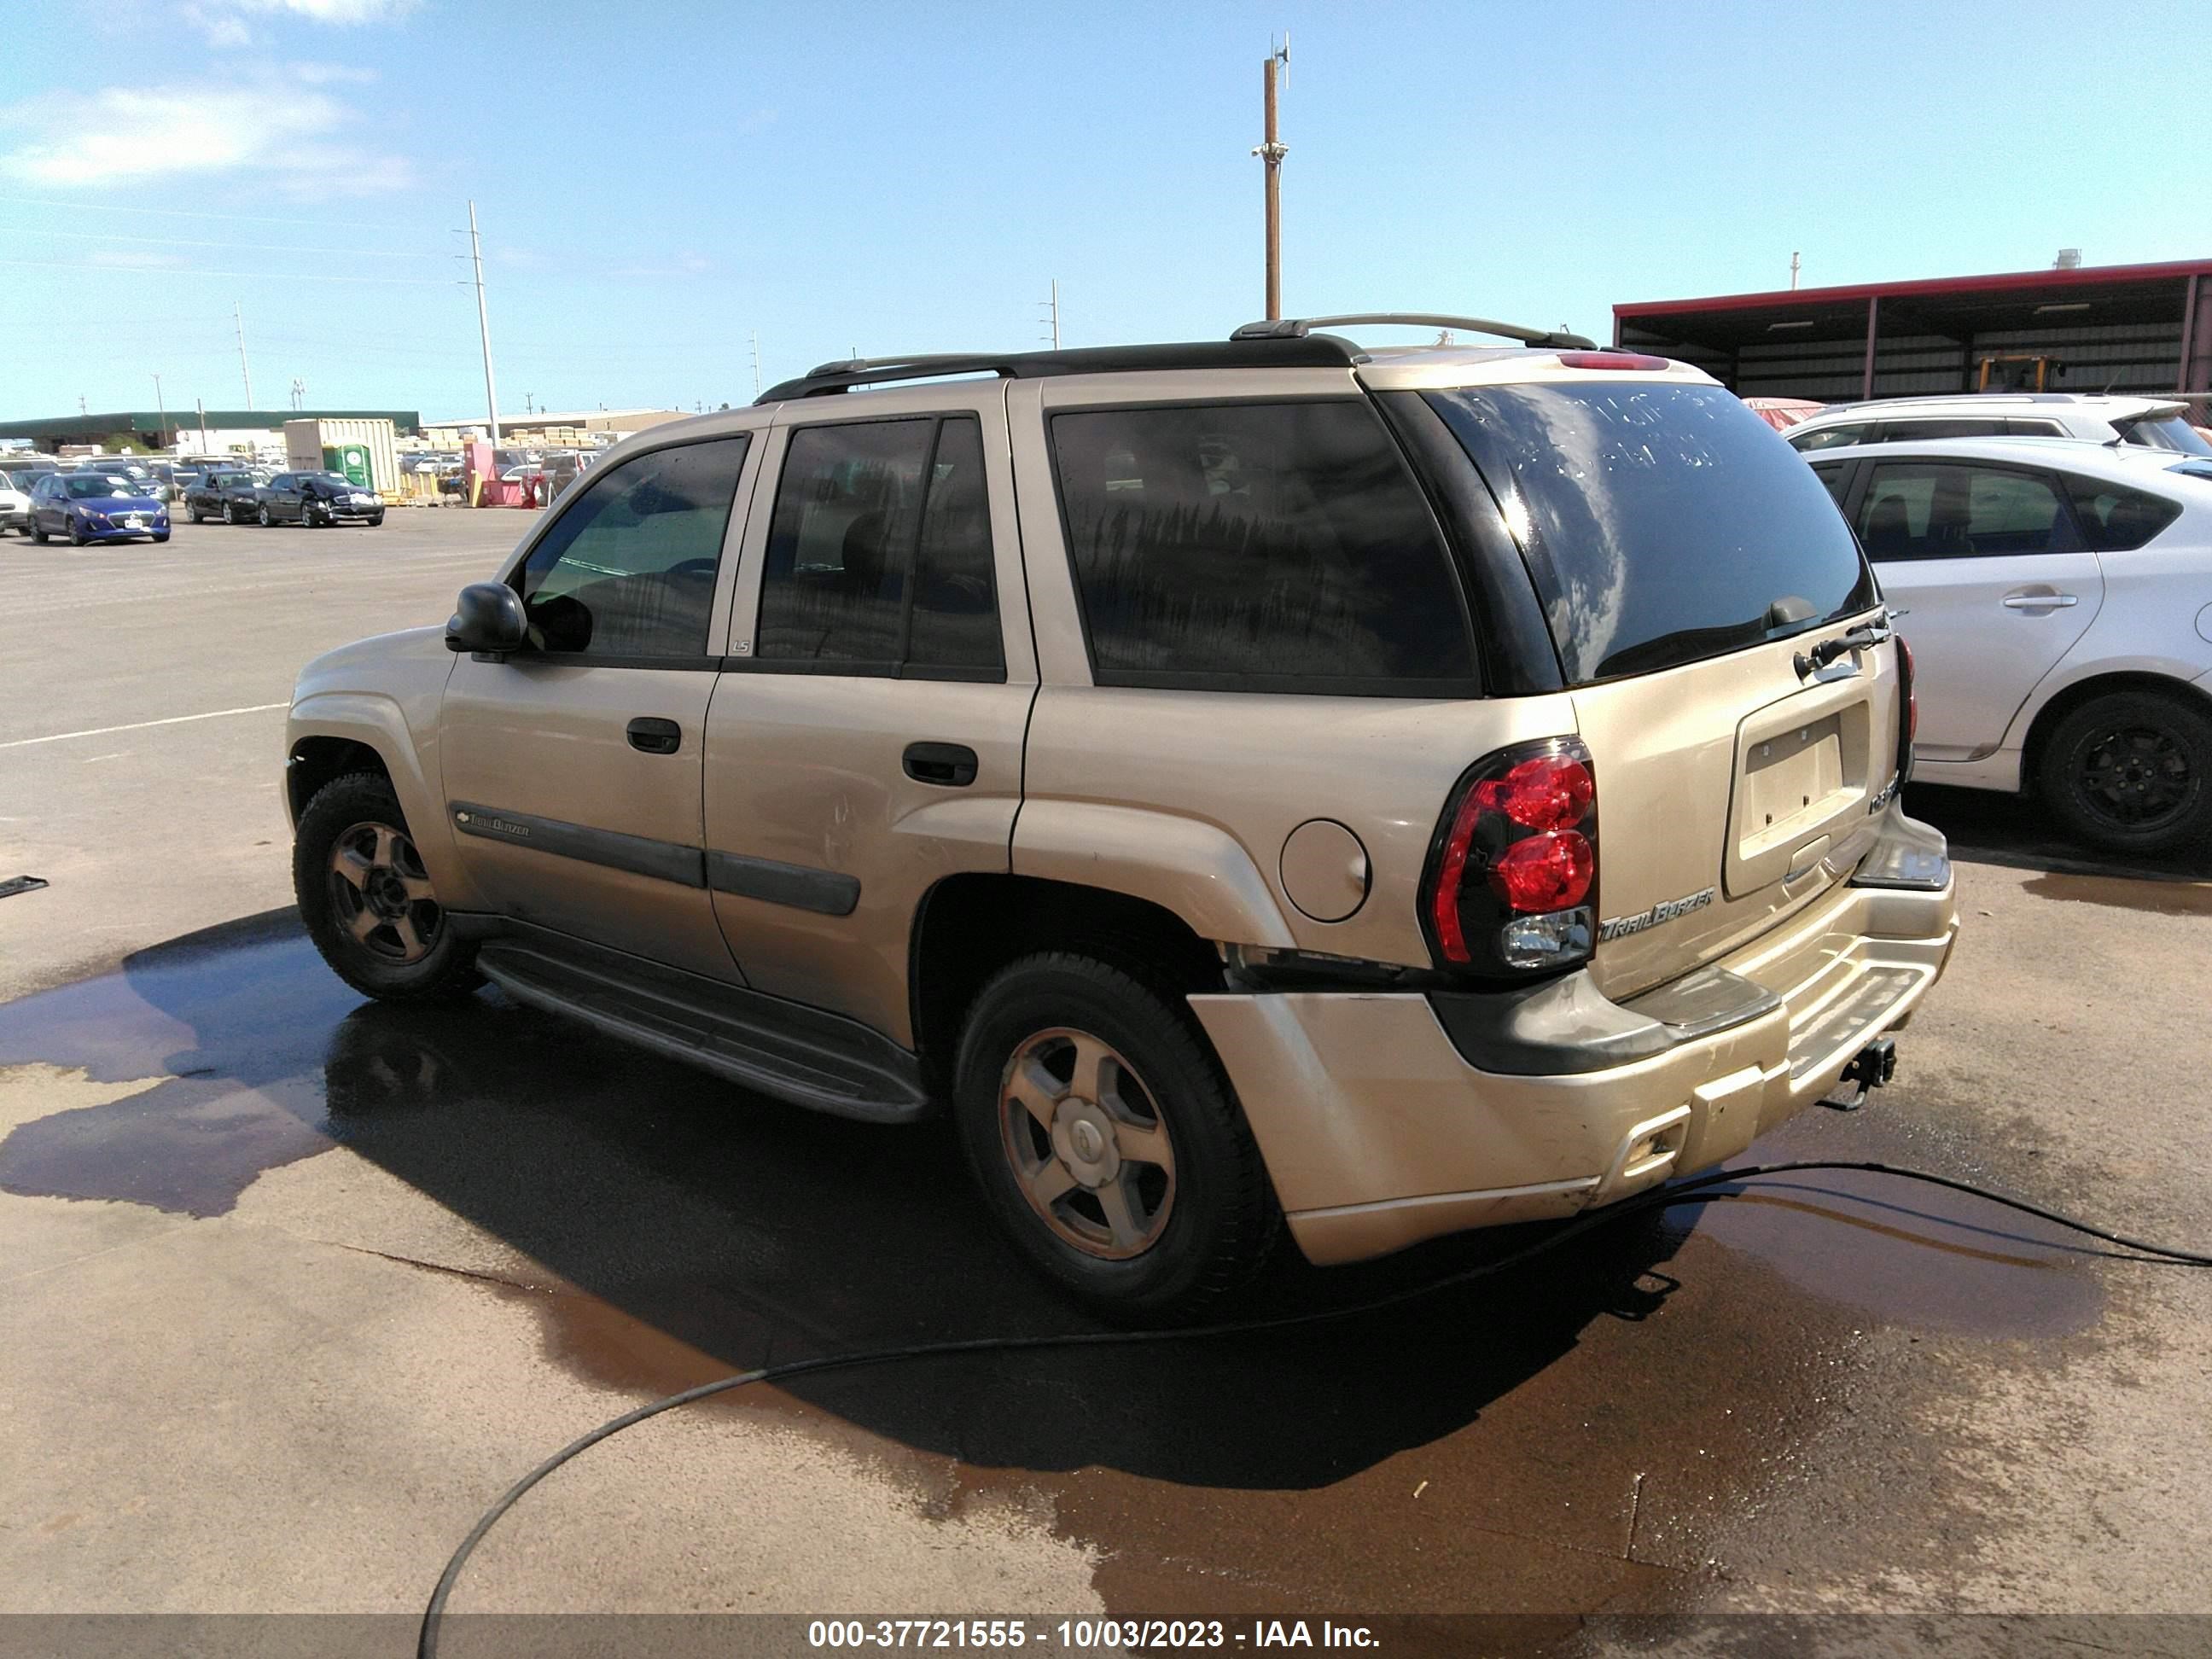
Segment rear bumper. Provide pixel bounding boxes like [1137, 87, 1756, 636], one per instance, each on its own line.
[1191, 832, 1958, 1267]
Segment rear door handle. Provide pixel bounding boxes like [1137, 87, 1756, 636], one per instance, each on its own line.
[903, 742, 978, 787]
[626, 717, 682, 755]
[2001, 590, 2077, 610]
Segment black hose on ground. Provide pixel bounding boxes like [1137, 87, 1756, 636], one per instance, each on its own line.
[416, 1159, 2212, 1658]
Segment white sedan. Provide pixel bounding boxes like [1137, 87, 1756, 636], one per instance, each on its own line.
[1807, 435, 2212, 854]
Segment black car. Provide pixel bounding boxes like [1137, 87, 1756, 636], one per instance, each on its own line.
[257, 471, 386, 528]
[183, 469, 270, 524]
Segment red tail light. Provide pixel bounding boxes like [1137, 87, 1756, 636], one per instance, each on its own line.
[1556, 351, 1668, 371]
[1424, 739, 1598, 974]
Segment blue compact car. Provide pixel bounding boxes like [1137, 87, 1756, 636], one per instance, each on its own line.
[29, 471, 171, 545]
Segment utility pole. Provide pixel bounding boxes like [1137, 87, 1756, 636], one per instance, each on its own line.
[78, 395, 87, 416]
[289, 377, 306, 411]
[152, 374, 167, 449]
[524, 392, 534, 416]
[467, 200, 502, 444]
[233, 302, 253, 409]
[749, 332, 762, 397]
[1252, 34, 1290, 320]
[196, 398, 208, 454]
[1039, 278, 1061, 348]
[1790, 251, 1802, 292]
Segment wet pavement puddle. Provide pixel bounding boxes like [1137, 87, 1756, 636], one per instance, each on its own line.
[0, 909, 2111, 1619]
[2020, 871, 2212, 917]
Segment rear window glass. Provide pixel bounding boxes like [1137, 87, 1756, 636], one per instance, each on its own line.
[1427, 383, 1876, 683]
[1049, 400, 1476, 693]
[2116, 415, 2212, 456]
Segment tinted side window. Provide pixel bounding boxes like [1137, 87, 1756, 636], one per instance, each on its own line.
[757, 420, 931, 667]
[907, 418, 1003, 672]
[2064, 475, 2182, 551]
[515, 436, 748, 658]
[1049, 400, 1474, 692]
[1790, 422, 1873, 451]
[1855, 463, 2081, 561]
[1878, 418, 2010, 441]
[2006, 419, 2066, 436]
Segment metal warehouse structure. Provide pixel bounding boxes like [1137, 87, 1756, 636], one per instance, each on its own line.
[1614, 258, 2212, 405]
[0, 408, 421, 453]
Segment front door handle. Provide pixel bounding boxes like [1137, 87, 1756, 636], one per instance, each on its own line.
[903, 742, 979, 787]
[2001, 589, 2078, 610]
[626, 717, 682, 755]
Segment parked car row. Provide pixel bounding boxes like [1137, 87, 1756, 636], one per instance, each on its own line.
[182, 469, 386, 527]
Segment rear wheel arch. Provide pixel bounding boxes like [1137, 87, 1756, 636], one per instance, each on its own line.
[908, 872, 1228, 1101]
[2018, 671, 2212, 795]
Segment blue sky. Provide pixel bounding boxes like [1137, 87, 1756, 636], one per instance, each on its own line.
[1, 0, 2203, 422]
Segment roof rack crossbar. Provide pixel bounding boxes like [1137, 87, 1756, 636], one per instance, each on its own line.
[1230, 311, 1598, 350]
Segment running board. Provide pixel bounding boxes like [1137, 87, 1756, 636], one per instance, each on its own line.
[474, 934, 931, 1124]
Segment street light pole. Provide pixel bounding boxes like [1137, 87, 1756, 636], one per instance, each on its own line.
[467, 200, 502, 445]
[1252, 36, 1290, 321]
[152, 373, 167, 450]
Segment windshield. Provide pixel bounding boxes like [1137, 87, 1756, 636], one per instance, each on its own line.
[314, 473, 357, 486]
[2116, 415, 2212, 456]
[1427, 381, 1877, 684]
[65, 475, 136, 498]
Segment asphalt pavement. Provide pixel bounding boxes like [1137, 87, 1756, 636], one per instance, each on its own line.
[3, 514, 2209, 1653]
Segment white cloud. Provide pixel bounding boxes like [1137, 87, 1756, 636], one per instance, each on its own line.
[0, 79, 412, 197]
[178, 0, 417, 46]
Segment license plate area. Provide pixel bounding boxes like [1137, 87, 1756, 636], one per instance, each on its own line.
[1726, 680, 1872, 898]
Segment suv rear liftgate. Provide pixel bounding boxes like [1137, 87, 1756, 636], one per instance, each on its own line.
[1190, 360, 1956, 1265]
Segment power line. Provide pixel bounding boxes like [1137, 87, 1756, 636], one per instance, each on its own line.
[0, 257, 453, 287]
[0, 194, 415, 231]
[0, 226, 439, 260]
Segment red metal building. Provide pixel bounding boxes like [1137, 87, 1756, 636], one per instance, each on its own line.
[1614, 258, 2212, 405]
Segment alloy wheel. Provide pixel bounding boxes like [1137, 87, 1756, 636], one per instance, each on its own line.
[2077, 722, 2193, 831]
[326, 820, 442, 963]
[998, 1027, 1177, 1260]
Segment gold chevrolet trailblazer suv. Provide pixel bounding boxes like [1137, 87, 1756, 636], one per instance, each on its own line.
[286, 314, 1959, 1320]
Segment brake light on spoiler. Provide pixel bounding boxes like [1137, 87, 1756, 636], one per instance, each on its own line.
[1423, 738, 1598, 975]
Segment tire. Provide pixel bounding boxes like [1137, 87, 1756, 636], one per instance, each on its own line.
[294, 771, 482, 1003]
[224, 503, 240, 525]
[2038, 690, 2212, 856]
[258, 503, 272, 527]
[189, 509, 206, 524]
[153, 533, 170, 544]
[368, 514, 385, 527]
[69, 522, 86, 547]
[952, 952, 1280, 1323]
[31, 521, 46, 544]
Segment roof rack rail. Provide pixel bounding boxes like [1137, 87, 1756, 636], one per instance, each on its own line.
[1230, 312, 1598, 350]
[755, 336, 1364, 404]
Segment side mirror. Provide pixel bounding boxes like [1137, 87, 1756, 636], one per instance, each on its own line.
[445, 582, 529, 657]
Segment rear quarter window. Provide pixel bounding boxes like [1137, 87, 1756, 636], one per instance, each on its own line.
[1427, 381, 1877, 684]
[1048, 399, 1477, 695]
[2063, 475, 2183, 551]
